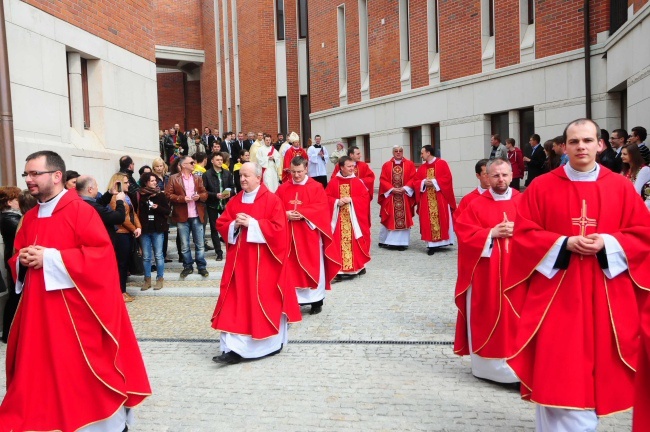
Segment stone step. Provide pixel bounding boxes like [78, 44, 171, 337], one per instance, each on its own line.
[127, 271, 221, 283]
[125, 286, 220, 297]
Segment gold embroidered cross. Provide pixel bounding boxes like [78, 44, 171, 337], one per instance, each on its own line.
[571, 200, 597, 237]
[289, 193, 302, 211]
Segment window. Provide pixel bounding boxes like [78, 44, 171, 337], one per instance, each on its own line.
[278, 97, 288, 135]
[430, 123, 441, 158]
[491, 112, 509, 141]
[81, 59, 90, 129]
[410, 127, 422, 162]
[362, 134, 370, 163]
[337, 5, 347, 104]
[300, 95, 311, 146]
[345, 136, 356, 148]
[519, 108, 535, 157]
[298, 0, 308, 39]
[276, 0, 285, 41]
[429, 0, 439, 54]
[527, 0, 534, 25]
[359, 0, 369, 100]
[488, 0, 495, 37]
[610, 0, 628, 35]
[619, 89, 627, 130]
[399, 0, 410, 61]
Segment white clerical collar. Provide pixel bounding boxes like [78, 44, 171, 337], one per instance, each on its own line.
[477, 185, 487, 194]
[242, 185, 261, 203]
[292, 177, 309, 185]
[489, 187, 512, 201]
[425, 157, 437, 164]
[336, 172, 356, 179]
[394, 159, 403, 165]
[564, 163, 600, 182]
[38, 189, 67, 218]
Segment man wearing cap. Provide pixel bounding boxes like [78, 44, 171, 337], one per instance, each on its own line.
[282, 132, 308, 183]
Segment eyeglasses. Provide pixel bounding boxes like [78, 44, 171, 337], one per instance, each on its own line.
[21, 170, 57, 178]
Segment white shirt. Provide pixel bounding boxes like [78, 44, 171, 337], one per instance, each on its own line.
[307, 145, 329, 177]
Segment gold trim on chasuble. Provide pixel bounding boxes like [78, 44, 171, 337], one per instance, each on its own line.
[426, 167, 441, 240]
[339, 183, 354, 271]
[392, 164, 406, 229]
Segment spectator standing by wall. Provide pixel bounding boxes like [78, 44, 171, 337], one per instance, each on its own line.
[138, 173, 170, 291]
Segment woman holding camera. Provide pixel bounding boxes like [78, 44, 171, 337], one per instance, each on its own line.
[138, 172, 171, 290]
[106, 172, 141, 302]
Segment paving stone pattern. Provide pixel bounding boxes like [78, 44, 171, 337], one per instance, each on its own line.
[0, 201, 632, 430]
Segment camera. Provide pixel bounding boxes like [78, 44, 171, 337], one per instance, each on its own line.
[116, 182, 122, 192]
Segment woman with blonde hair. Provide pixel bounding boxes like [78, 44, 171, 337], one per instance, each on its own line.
[106, 172, 142, 302]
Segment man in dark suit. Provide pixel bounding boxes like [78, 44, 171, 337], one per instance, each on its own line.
[610, 128, 628, 173]
[523, 134, 546, 186]
[244, 132, 255, 151]
[203, 127, 215, 148]
[274, 133, 286, 151]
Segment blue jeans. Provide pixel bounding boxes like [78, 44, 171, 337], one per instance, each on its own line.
[177, 217, 207, 270]
[140, 232, 165, 279]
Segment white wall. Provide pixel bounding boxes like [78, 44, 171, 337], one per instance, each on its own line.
[4, 0, 159, 189]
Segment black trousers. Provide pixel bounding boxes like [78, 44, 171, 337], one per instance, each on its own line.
[511, 177, 521, 191]
[207, 206, 223, 256]
[312, 175, 328, 188]
[115, 233, 132, 293]
[1, 266, 19, 343]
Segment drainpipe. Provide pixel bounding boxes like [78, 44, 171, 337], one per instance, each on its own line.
[0, 0, 16, 186]
[584, 0, 592, 119]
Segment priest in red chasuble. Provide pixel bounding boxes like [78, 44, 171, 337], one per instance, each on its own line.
[378, 145, 416, 250]
[504, 119, 650, 431]
[211, 162, 301, 365]
[412, 145, 457, 255]
[277, 157, 341, 315]
[454, 158, 521, 385]
[326, 156, 371, 279]
[634, 296, 650, 432]
[453, 159, 489, 224]
[331, 145, 376, 200]
[281, 132, 308, 183]
[0, 151, 151, 432]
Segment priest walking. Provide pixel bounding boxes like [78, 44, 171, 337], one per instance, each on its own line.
[277, 157, 341, 314]
[256, 133, 282, 192]
[211, 162, 302, 364]
[378, 145, 416, 250]
[326, 156, 371, 279]
[453, 158, 521, 385]
[331, 145, 375, 200]
[413, 145, 457, 255]
[281, 132, 308, 183]
[505, 119, 650, 431]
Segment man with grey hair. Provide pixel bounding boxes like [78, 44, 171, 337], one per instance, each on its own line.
[454, 158, 520, 386]
[77, 175, 126, 248]
[378, 145, 416, 250]
[211, 162, 301, 364]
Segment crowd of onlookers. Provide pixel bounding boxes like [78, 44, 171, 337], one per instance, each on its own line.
[493, 125, 650, 206]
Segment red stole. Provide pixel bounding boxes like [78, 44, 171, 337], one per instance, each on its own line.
[0, 192, 150, 431]
[412, 158, 456, 242]
[212, 184, 301, 338]
[277, 179, 341, 290]
[282, 147, 308, 183]
[378, 158, 416, 230]
[453, 190, 521, 358]
[505, 167, 650, 415]
[326, 175, 371, 273]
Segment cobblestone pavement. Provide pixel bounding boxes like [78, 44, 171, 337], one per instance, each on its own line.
[0, 201, 633, 431]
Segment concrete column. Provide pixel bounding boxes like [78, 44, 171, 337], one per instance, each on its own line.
[67, 52, 84, 135]
[508, 110, 520, 145]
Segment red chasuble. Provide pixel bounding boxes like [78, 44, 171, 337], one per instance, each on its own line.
[282, 147, 309, 183]
[453, 190, 521, 359]
[453, 188, 481, 224]
[326, 175, 371, 274]
[332, 161, 376, 200]
[277, 178, 341, 291]
[412, 158, 457, 242]
[0, 192, 151, 431]
[634, 296, 650, 431]
[378, 158, 416, 230]
[211, 184, 301, 339]
[504, 167, 650, 416]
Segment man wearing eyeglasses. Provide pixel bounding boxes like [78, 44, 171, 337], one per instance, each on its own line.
[609, 128, 628, 174]
[165, 155, 210, 278]
[0, 151, 151, 430]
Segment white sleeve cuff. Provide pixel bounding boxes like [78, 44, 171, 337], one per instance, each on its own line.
[601, 234, 628, 279]
[384, 188, 394, 198]
[15, 259, 22, 294]
[228, 220, 239, 244]
[536, 237, 566, 279]
[432, 179, 441, 192]
[420, 180, 427, 192]
[404, 186, 414, 197]
[331, 200, 340, 232]
[43, 249, 75, 291]
[480, 234, 493, 258]
[246, 218, 267, 243]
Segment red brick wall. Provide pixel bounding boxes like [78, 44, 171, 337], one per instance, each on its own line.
[185, 80, 203, 131]
[157, 72, 185, 130]
[344, 1, 361, 105]
[631, 0, 649, 12]
[409, 0, 430, 89]
[200, 0, 219, 130]
[495, 0, 520, 69]
[536, 0, 609, 59]
[367, 1, 401, 98]
[236, 1, 278, 132]
[153, 0, 203, 50]
[308, 1, 340, 112]
[439, 0, 482, 82]
[25, 0, 155, 61]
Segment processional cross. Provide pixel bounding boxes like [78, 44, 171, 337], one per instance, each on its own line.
[571, 200, 598, 260]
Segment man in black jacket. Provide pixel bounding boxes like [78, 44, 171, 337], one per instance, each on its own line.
[203, 152, 234, 261]
[119, 156, 140, 211]
[523, 134, 547, 186]
[77, 175, 126, 248]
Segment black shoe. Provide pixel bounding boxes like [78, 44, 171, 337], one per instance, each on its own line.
[216, 253, 223, 261]
[151, 265, 157, 271]
[212, 351, 242, 365]
[334, 275, 343, 281]
[199, 268, 209, 277]
[205, 243, 214, 251]
[358, 268, 367, 276]
[180, 268, 193, 278]
[267, 345, 283, 357]
[310, 304, 323, 315]
[164, 258, 173, 263]
[378, 243, 387, 248]
[395, 246, 407, 251]
[427, 247, 435, 256]
[178, 258, 183, 263]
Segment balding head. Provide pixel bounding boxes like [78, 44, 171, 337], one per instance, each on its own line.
[239, 162, 262, 192]
[76, 175, 97, 197]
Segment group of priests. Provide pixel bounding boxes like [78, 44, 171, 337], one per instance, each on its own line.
[452, 118, 650, 432]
